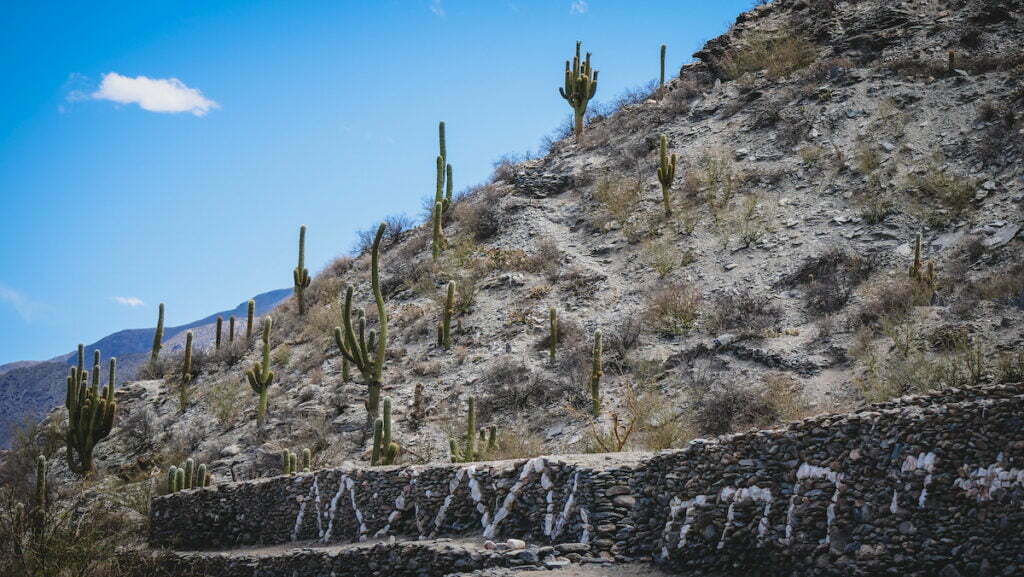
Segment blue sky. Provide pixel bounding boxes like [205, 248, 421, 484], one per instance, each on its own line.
[0, 0, 751, 363]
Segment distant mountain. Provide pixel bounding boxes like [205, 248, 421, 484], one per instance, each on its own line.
[0, 288, 290, 446]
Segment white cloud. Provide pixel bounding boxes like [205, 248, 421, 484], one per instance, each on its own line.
[111, 296, 145, 308]
[91, 72, 219, 116]
[570, 0, 588, 14]
[430, 0, 445, 16]
[0, 283, 51, 322]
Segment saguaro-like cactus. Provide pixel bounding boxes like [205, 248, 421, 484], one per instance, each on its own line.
[215, 317, 223, 350]
[559, 41, 599, 141]
[371, 396, 400, 465]
[246, 300, 255, 341]
[450, 397, 494, 462]
[590, 331, 603, 417]
[302, 448, 312, 472]
[168, 466, 179, 493]
[660, 44, 667, 89]
[333, 223, 389, 425]
[439, 281, 455, 349]
[151, 303, 165, 363]
[246, 317, 276, 428]
[549, 307, 558, 363]
[657, 134, 677, 217]
[229, 316, 236, 343]
[167, 460, 211, 491]
[281, 450, 297, 475]
[294, 225, 311, 315]
[65, 347, 116, 473]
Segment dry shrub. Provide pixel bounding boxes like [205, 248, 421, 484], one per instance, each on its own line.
[526, 236, 562, 280]
[705, 289, 783, 337]
[535, 314, 583, 354]
[966, 262, 1024, 308]
[692, 374, 808, 435]
[780, 249, 876, 314]
[592, 175, 642, 229]
[486, 425, 547, 461]
[716, 30, 817, 80]
[204, 378, 245, 429]
[858, 277, 932, 328]
[453, 188, 503, 240]
[412, 360, 441, 377]
[582, 384, 694, 453]
[643, 282, 701, 336]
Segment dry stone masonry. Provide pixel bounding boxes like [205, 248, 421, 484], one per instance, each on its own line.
[150, 383, 1024, 576]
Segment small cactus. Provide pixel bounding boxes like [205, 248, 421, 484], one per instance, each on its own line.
[246, 299, 255, 341]
[549, 307, 558, 363]
[246, 317, 276, 428]
[909, 234, 936, 291]
[302, 448, 312, 472]
[657, 134, 677, 217]
[215, 317, 223, 350]
[559, 41, 599, 142]
[282, 450, 299, 475]
[371, 397, 400, 466]
[34, 455, 46, 513]
[151, 303, 165, 363]
[590, 331, 603, 417]
[294, 225, 311, 316]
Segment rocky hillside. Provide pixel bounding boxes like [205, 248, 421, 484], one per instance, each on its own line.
[0, 288, 289, 446]
[36, 0, 1024, 495]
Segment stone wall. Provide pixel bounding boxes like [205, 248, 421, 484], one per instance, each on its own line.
[150, 384, 1024, 575]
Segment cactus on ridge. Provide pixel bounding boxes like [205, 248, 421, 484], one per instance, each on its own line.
[151, 303, 165, 363]
[559, 41, 599, 142]
[229, 316, 236, 343]
[660, 44, 667, 89]
[65, 346, 116, 473]
[182, 331, 194, 385]
[215, 317, 223, 350]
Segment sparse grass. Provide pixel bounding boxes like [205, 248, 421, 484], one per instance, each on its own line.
[592, 175, 642, 230]
[643, 282, 701, 337]
[271, 343, 292, 368]
[484, 424, 547, 461]
[204, 378, 246, 429]
[526, 236, 562, 280]
[854, 331, 988, 403]
[858, 276, 933, 328]
[716, 29, 817, 81]
[908, 165, 976, 225]
[967, 262, 1024, 308]
[683, 147, 741, 224]
[642, 237, 680, 278]
[581, 384, 694, 453]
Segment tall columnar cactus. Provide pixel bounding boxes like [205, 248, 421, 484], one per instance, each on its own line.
[657, 134, 677, 217]
[660, 44, 667, 89]
[151, 303, 165, 363]
[65, 346, 116, 473]
[229, 316, 236, 343]
[294, 225, 311, 316]
[333, 223, 389, 425]
[246, 299, 255, 341]
[246, 317, 275, 429]
[431, 122, 453, 261]
[175, 467, 185, 491]
[168, 466, 179, 493]
[439, 281, 455, 349]
[281, 450, 296, 475]
[559, 41, 599, 142]
[590, 331, 603, 417]
[182, 331, 194, 385]
[549, 308, 558, 363]
[215, 317, 223, 350]
[302, 448, 312, 472]
[371, 396, 399, 465]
